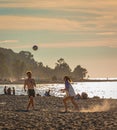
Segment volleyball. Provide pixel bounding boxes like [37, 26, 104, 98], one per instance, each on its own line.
[32, 45, 38, 51]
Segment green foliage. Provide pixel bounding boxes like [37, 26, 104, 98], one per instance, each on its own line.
[12, 60, 26, 80]
[54, 58, 71, 80]
[0, 47, 88, 82]
[52, 75, 57, 81]
[73, 65, 88, 80]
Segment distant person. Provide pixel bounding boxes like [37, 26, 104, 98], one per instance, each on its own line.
[4, 86, 7, 95]
[7, 87, 11, 95]
[24, 71, 36, 111]
[75, 93, 81, 100]
[60, 76, 79, 112]
[44, 89, 51, 96]
[36, 93, 41, 96]
[12, 87, 15, 95]
[44, 91, 48, 96]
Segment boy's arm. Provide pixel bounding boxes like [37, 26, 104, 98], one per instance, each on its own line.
[33, 79, 36, 87]
[24, 80, 26, 91]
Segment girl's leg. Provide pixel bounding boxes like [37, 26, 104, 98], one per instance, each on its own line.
[70, 97, 78, 110]
[63, 96, 70, 112]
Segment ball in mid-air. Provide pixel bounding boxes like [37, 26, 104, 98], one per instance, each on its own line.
[32, 45, 38, 51]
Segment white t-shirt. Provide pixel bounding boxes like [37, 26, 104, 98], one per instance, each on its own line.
[65, 81, 76, 97]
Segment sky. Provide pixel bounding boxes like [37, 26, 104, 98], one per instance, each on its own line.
[0, 0, 117, 78]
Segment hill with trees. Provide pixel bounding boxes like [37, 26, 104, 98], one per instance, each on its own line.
[0, 47, 88, 83]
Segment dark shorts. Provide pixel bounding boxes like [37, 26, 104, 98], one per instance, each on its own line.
[28, 89, 35, 97]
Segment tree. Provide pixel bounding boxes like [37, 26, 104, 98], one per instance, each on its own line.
[54, 58, 71, 80]
[12, 60, 26, 80]
[0, 52, 10, 79]
[52, 75, 57, 82]
[0, 47, 89, 83]
[73, 65, 87, 80]
[19, 51, 34, 60]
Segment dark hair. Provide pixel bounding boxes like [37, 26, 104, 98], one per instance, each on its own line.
[64, 76, 71, 82]
[26, 71, 32, 75]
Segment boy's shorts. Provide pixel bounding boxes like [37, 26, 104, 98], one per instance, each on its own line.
[28, 89, 35, 97]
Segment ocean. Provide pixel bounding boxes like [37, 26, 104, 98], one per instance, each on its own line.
[0, 81, 117, 99]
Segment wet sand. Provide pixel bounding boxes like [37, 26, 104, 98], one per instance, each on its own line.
[0, 95, 117, 130]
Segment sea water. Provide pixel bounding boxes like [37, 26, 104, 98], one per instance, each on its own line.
[0, 81, 117, 99]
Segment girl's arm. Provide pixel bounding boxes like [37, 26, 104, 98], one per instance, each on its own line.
[60, 81, 69, 92]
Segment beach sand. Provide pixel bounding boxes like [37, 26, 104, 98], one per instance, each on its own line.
[0, 95, 117, 130]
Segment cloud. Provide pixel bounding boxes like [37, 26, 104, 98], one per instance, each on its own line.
[0, 16, 81, 31]
[1, 40, 117, 50]
[0, 0, 117, 33]
[0, 0, 117, 9]
[97, 32, 116, 36]
[0, 41, 32, 49]
[0, 0, 117, 48]
[0, 14, 117, 48]
[0, 40, 18, 43]
[39, 40, 117, 48]
[0, 14, 117, 33]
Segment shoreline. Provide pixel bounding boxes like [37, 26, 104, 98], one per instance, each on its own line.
[0, 79, 117, 85]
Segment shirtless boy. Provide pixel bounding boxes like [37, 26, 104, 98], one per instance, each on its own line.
[24, 71, 36, 111]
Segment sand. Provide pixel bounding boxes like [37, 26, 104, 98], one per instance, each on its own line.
[0, 95, 117, 130]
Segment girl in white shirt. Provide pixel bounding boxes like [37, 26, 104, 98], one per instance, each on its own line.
[61, 76, 79, 112]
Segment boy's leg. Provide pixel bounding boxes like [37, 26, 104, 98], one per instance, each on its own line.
[27, 97, 31, 110]
[32, 90, 35, 109]
[31, 97, 35, 109]
[27, 96, 34, 110]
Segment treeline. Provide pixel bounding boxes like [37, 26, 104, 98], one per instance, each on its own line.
[0, 47, 88, 83]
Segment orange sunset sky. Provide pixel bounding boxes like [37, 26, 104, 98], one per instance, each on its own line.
[0, 0, 117, 78]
